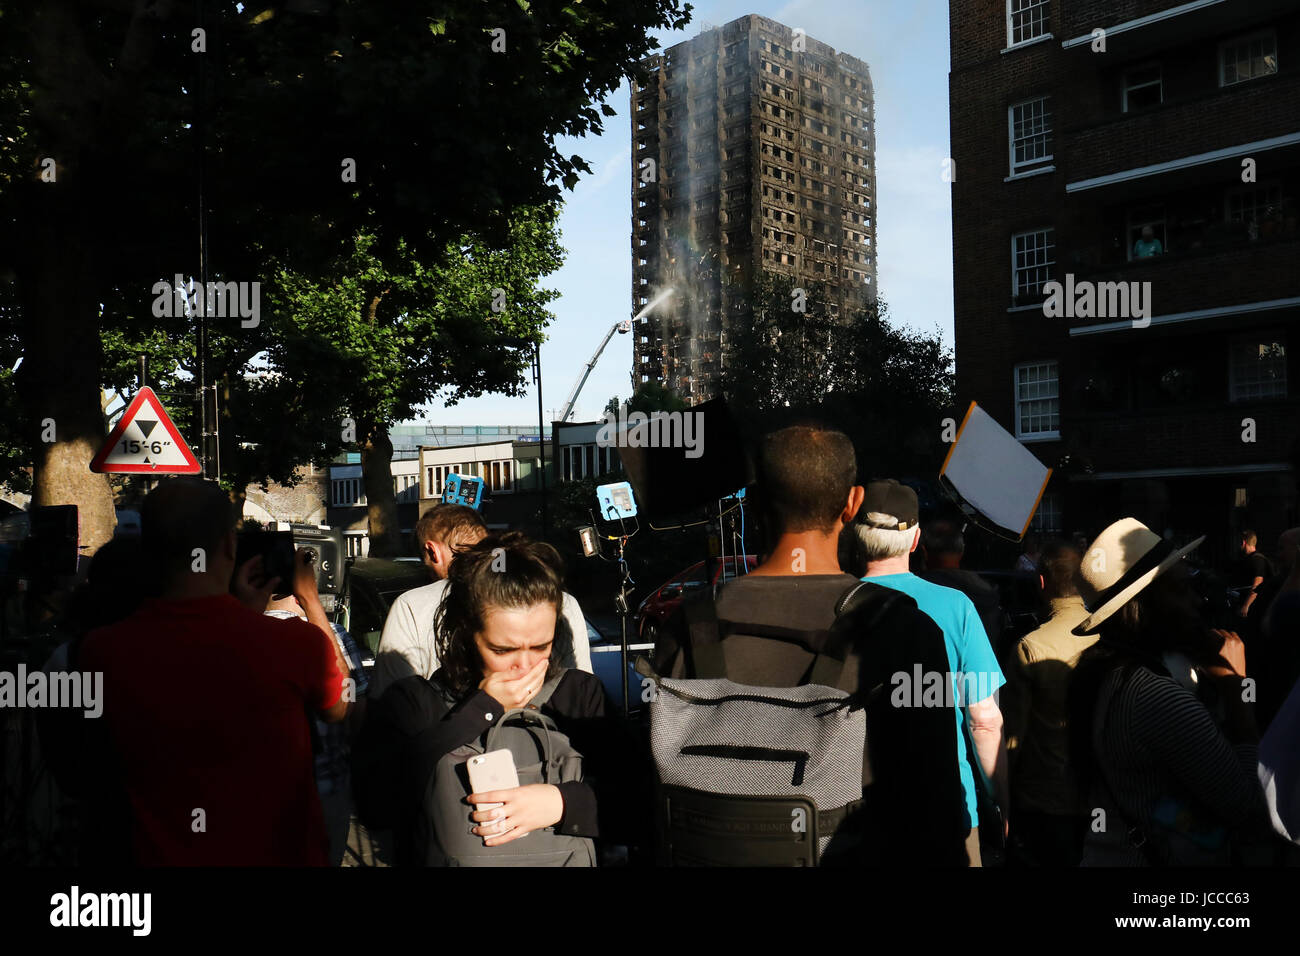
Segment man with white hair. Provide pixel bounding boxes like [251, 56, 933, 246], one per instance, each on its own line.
[852, 479, 1009, 866]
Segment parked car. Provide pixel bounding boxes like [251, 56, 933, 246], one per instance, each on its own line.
[635, 555, 758, 645]
[584, 614, 653, 716]
[342, 557, 431, 667]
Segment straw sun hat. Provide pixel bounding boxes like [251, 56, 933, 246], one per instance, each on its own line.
[1072, 517, 1206, 635]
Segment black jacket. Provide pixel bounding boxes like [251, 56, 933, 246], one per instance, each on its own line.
[354, 667, 646, 865]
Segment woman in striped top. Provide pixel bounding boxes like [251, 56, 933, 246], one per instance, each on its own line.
[1067, 520, 1270, 866]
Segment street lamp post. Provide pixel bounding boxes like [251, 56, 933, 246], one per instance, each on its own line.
[534, 342, 548, 541]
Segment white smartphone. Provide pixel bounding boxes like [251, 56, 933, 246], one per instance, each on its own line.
[467, 749, 519, 811]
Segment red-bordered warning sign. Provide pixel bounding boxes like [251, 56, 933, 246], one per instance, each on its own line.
[90, 386, 201, 474]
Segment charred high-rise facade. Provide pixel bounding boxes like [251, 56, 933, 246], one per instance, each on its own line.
[631, 15, 877, 404]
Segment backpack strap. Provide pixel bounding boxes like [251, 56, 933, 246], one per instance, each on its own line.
[682, 587, 728, 679]
[483, 672, 568, 775]
[806, 582, 904, 688]
[682, 580, 907, 685]
[528, 669, 566, 709]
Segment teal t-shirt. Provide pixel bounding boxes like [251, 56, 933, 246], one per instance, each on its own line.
[866, 572, 1006, 826]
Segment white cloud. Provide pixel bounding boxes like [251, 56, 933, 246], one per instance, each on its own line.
[583, 143, 632, 194]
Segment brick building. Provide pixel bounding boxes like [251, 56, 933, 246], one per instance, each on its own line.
[949, 0, 1300, 566]
[418, 438, 548, 531]
[631, 14, 877, 403]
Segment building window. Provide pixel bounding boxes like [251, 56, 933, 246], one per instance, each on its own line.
[1011, 228, 1055, 299]
[427, 464, 464, 497]
[1015, 361, 1060, 439]
[344, 532, 368, 559]
[1030, 492, 1063, 533]
[1226, 183, 1284, 234]
[394, 473, 418, 504]
[1008, 97, 1053, 174]
[487, 460, 513, 493]
[426, 466, 435, 496]
[1007, 0, 1049, 47]
[1229, 337, 1287, 401]
[331, 477, 365, 507]
[1219, 30, 1278, 87]
[1127, 204, 1167, 260]
[1122, 64, 1163, 112]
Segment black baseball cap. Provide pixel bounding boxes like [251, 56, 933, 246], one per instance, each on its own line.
[860, 479, 919, 531]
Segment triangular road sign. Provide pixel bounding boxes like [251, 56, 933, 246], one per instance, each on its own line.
[90, 386, 201, 475]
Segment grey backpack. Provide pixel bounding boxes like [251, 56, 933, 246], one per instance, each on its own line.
[424, 671, 597, 867]
[638, 582, 901, 865]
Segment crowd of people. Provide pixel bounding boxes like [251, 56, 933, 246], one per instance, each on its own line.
[28, 423, 1300, 867]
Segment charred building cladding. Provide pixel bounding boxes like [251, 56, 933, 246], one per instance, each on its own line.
[631, 15, 878, 404]
[948, 0, 1300, 563]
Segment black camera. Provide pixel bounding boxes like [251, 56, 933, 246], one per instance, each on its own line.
[234, 529, 296, 591]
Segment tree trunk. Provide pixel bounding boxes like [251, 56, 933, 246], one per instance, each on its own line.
[14, 0, 131, 559]
[19, 193, 117, 560]
[360, 422, 401, 558]
[229, 485, 249, 528]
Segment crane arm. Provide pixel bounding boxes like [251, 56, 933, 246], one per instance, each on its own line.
[558, 319, 631, 423]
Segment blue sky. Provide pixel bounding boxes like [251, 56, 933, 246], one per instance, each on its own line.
[420, 0, 954, 426]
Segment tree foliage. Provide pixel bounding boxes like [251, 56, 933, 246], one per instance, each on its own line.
[720, 272, 955, 478]
[0, 0, 693, 548]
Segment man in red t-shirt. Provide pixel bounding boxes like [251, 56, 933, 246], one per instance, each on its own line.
[80, 478, 348, 865]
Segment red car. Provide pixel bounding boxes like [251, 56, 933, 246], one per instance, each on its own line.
[636, 555, 758, 644]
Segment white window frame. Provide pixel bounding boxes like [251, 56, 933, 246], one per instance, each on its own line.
[344, 531, 368, 558]
[1121, 62, 1163, 112]
[487, 459, 515, 494]
[1006, 0, 1050, 48]
[1228, 336, 1287, 402]
[332, 477, 363, 506]
[1011, 228, 1055, 299]
[1008, 96, 1053, 175]
[1218, 29, 1278, 88]
[1014, 361, 1061, 441]
[1030, 491, 1063, 533]
[1225, 182, 1283, 225]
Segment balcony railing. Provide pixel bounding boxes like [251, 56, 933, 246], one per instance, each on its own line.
[1073, 202, 1298, 269]
[1067, 220, 1300, 311]
[1064, 71, 1300, 186]
[1070, 401, 1297, 472]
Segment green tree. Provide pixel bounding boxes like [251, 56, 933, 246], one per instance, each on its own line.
[720, 272, 955, 477]
[626, 380, 690, 415]
[255, 207, 564, 556]
[0, 0, 692, 550]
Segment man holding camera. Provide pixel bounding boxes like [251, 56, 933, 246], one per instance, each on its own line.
[79, 478, 349, 866]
